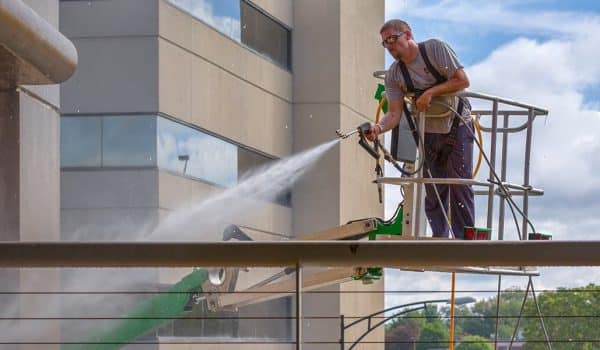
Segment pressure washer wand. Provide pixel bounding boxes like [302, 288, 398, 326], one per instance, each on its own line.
[335, 128, 360, 139]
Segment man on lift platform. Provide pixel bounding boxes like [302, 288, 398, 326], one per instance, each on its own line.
[366, 19, 474, 238]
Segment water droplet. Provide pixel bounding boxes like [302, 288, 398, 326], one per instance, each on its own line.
[285, 125, 288, 129]
[308, 114, 312, 119]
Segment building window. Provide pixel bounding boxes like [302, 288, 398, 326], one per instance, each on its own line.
[61, 115, 157, 168]
[241, 0, 291, 69]
[166, 0, 291, 70]
[157, 117, 238, 188]
[103, 115, 157, 167]
[167, 0, 241, 40]
[61, 114, 291, 207]
[61, 116, 102, 167]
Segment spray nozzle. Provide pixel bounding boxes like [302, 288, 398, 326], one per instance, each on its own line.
[335, 122, 373, 139]
[336, 122, 381, 160]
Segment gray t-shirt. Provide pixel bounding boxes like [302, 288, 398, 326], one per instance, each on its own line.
[384, 38, 470, 133]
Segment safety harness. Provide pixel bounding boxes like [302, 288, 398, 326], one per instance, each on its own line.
[391, 42, 466, 168]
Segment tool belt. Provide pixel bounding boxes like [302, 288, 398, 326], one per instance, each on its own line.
[428, 98, 465, 168]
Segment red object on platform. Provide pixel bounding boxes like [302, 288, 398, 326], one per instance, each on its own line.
[463, 227, 491, 240]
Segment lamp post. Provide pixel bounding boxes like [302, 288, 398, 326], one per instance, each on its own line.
[178, 154, 189, 174]
[340, 296, 476, 350]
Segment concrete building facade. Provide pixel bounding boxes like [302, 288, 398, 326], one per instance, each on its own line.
[3, 0, 385, 348]
[1, 0, 76, 349]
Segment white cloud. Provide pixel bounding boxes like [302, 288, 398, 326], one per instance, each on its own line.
[386, 0, 600, 37]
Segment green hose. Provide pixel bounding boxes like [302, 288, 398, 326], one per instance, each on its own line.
[63, 268, 209, 350]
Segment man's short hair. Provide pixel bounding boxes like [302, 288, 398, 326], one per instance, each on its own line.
[380, 19, 411, 34]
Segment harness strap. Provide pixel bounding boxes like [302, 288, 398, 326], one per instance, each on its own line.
[418, 42, 445, 84]
[435, 98, 465, 168]
[393, 42, 446, 160]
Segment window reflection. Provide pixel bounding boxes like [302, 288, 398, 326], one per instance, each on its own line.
[103, 115, 157, 167]
[167, 0, 241, 41]
[157, 117, 237, 187]
[166, 0, 291, 69]
[61, 114, 290, 206]
[61, 117, 102, 167]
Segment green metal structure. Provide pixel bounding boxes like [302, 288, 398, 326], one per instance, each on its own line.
[64, 268, 209, 350]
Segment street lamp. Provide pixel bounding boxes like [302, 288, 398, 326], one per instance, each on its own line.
[178, 154, 189, 174]
[340, 297, 476, 350]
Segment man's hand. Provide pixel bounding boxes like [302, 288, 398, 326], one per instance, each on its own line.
[415, 90, 433, 112]
[365, 123, 381, 141]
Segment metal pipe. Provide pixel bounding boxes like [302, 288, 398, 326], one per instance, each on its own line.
[378, 177, 492, 187]
[2, 241, 600, 267]
[419, 266, 539, 276]
[522, 108, 535, 239]
[296, 263, 302, 350]
[458, 91, 548, 115]
[487, 101, 498, 230]
[498, 114, 510, 240]
[494, 275, 502, 350]
[414, 112, 426, 237]
[478, 122, 531, 134]
[473, 110, 536, 116]
[339, 315, 345, 350]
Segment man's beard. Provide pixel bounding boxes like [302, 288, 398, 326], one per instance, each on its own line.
[389, 50, 402, 60]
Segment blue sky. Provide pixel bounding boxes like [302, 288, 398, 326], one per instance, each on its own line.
[383, 0, 600, 307]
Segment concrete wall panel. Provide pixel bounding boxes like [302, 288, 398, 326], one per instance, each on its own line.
[61, 207, 159, 241]
[160, 0, 292, 101]
[250, 0, 293, 27]
[60, 0, 158, 38]
[61, 169, 159, 209]
[340, 279, 385, 350]
[292, 104, 340, 236]
[159, 39, 192, 121]
[292, 0, 340, 104]
[61, 37, 159, 114]
[339, 105, 384, 224]
[340, 0, 385, 118]
[19, 92, 60, 241]
[186, 43, 292, 158]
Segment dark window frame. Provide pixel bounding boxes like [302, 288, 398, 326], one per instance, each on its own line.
[164, 0, 292, 72]
[241, 0, 292, 69]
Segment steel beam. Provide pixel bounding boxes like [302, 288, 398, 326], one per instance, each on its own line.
[0, 241, 599, 267]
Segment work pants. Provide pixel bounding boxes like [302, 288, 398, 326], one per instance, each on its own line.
[423, 120, 475, 238]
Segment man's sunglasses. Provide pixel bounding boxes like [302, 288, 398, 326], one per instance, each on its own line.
[381, 32, 406, 47]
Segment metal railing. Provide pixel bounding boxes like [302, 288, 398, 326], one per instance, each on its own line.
[377, 89, 549, 240]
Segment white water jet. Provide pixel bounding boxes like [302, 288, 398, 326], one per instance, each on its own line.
[0, 139, 340, 344]
[148, 139, 340, 241]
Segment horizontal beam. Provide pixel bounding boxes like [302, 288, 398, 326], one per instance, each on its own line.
[0, 241, 599, 268]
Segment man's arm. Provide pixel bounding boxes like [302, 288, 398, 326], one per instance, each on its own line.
[366, 97, 403, 141]
[415, 68, 469, 112]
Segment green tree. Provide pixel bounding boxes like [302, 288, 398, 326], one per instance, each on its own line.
[522, 284, 600, 350]
[417, 321, 448, 350]
[447, 288, 527, 341]
[456, 335, 493, 350]
[386, 310, 426, 350]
